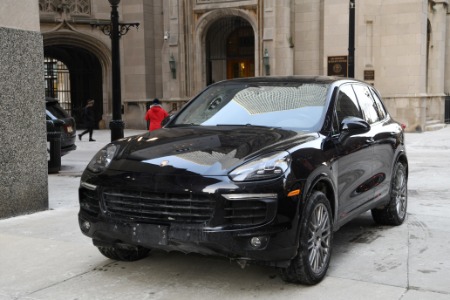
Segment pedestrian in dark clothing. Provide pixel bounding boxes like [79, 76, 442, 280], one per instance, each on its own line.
[78, 99, 96, 141]
[145, 98, 169, 131]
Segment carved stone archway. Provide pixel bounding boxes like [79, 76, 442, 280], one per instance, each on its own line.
[193, 8, 259, 94]
[43, 30, 112, 126]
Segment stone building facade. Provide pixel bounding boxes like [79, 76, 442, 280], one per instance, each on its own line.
[39, 0, 449, 132]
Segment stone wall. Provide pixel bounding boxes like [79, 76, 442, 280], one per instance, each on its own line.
[383, 96, 426, 132]
[0, 25, 47, 218]
[383, 95, 445, 132]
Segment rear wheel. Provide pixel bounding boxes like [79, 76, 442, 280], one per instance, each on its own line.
[97, 246, 150, 261]
[280, 191, 333, 285]
[371, 162, 408, 225]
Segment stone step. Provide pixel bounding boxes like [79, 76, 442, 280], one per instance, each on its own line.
[425, 122, 447, 131]
[425, 119, 441, 125]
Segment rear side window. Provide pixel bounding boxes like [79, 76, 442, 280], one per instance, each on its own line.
[47, 102, 69, 119]
[352, 84, 380, 124]
[369, 88, 387, 120]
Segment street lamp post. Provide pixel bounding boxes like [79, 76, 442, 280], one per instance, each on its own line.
[348, 0, 355, 78]
[91, 0, 139, 141]
[109, 0, 123, 142]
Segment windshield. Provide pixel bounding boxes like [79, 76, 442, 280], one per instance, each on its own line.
[171, 82, 330, 131]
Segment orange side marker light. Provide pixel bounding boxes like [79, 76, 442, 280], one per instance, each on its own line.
[287, 189, 301, 197]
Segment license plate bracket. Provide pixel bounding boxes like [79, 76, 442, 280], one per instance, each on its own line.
[131, 223, 168, 246]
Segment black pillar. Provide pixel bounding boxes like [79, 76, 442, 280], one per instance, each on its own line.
[348, 0, 355, 78]
[109, 0, 124, 141]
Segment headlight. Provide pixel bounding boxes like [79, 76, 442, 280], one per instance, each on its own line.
[87, 144, 118, 173]
[229, 151, 291, 182]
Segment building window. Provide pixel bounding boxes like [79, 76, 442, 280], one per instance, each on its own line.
[226, 26, 255, 79]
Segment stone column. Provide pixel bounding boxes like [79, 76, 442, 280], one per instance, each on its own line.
[274, 0, 294, 75]
[445, 2, 450, 93]
[428, 1, 447, 94]
[427, 1, 447, 124]
[0, 1, 48, 218]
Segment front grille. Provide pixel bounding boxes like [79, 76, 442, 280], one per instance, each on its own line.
[79, 188, 100, 216]
[102, 189, 215, 224]
[224, 200, 268, 226]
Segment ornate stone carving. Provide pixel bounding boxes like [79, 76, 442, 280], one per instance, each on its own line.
[39, 0, 91, 16]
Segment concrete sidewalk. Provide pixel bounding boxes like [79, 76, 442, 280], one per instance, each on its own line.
[0, 127, 449, 300]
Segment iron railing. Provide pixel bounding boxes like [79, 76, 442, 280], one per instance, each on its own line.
[44, 57, 72, 116]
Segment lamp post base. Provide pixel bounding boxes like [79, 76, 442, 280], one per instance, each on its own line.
[109, 120, 124, 141]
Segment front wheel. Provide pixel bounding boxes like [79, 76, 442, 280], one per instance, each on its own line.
[97, 246, 150, 261]
[371, 162, 408, 225]
[280, 191, 333, 285]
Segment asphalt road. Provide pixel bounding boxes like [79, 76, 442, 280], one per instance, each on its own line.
[0, 127, 449, 300]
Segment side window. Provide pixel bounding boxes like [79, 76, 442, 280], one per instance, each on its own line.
[370, 88, 387, 120]
[334, 84, 363, 127]
[352, 84, 380, 124]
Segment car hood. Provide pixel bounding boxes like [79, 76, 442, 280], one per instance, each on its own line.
[109, 126, 317, 176]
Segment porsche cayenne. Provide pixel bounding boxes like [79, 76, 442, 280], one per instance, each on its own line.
[78, 76, 408, 284]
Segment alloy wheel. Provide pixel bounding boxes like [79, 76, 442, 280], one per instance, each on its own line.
[393, 167, 407, 219]
[307, 203, 331, 274]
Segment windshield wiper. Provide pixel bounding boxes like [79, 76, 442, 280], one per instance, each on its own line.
[169, 123, 199, 127]
[216, 124, 280, 128]
[216, 124, 252, 126]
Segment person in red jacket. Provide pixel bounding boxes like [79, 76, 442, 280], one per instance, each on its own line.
[145, 98, 169, 131]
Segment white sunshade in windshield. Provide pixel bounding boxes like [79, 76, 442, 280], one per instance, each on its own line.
[232, 84, 328, 115]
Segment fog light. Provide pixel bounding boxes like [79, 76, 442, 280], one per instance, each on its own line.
[81, 220, 91, 232]
[251, 236, 268, 249]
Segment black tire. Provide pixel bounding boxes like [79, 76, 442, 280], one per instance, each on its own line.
[371, 162, 408, 226]
[280, 191, 333, 285]
[97, 246, 150, 261]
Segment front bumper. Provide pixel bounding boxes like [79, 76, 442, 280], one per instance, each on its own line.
[78, 212, 297, 266]
[61, 143, 77, 156]
[78, 170, 303, 266]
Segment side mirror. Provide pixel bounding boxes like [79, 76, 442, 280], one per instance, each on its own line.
[340, 117, 370, 134]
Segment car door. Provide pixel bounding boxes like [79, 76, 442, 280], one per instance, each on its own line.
[332, 84, 375, 222]
[351, 83, 392, 208]
[367, 87, 400, 202]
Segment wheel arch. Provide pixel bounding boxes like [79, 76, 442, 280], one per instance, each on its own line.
[301, 173, 337, 228]
[395, 151, 409, 178]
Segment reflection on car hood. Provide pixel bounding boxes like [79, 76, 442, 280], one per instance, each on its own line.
[111, 126, 317, 176]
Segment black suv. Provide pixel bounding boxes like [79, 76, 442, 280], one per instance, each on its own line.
[78, 76, 407, 285]
[46, 97, 77, 156]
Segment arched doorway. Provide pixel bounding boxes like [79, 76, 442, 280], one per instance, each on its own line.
[44, 45, 103, 129]
[206, 17, 255, 85]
